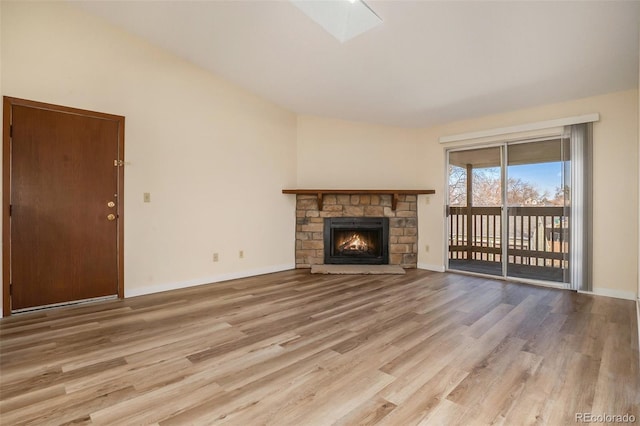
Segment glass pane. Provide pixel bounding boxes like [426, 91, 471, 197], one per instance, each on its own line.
[506, 139, 570, 283]
[448, 147, 502, 276]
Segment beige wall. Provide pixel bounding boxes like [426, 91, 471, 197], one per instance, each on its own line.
[418, 89, 639, 299]
[296, 115, 423, 189]
[1, 1, 298, 313]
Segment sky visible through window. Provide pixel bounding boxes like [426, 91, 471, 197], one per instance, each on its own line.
[508, 161, 563, 196]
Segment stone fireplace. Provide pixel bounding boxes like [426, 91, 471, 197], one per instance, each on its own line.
[289, 191, 428, 269]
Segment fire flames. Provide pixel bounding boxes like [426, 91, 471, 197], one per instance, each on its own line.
[339, 233, 369, 252]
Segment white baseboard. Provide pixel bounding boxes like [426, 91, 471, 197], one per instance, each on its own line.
[125, 263, 295, 298]
[579, 287, 637, 301]
[417, 263, 445, 273]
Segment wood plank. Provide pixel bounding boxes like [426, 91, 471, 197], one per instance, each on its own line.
[283, 189, 435, 210]
[0, 269, 637, 425]
[282, 189, 436, 195]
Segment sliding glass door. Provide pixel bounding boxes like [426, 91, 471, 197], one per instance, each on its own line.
[448, 146, 504, 277]
[447, 138, 571, 285]
[505, 139, 569, 283]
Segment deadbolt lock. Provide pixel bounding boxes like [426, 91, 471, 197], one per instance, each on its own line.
[107, 214, 116, 221]
[107, 201, 115, 208]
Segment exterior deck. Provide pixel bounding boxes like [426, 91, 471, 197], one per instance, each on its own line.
[448, 206, 569, 283]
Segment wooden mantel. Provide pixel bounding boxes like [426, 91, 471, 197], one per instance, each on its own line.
[282, 189, 435, 211]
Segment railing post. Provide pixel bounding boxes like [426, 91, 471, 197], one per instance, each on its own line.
[466, 164, 473, 261]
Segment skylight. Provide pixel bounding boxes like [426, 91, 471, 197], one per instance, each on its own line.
[290, 0, 382, 43]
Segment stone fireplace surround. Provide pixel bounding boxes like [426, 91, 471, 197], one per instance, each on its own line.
[292, 193, 421, 269]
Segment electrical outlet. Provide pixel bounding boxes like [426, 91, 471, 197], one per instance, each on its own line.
[143, 192, 151, 203]
[213, 253, 219, 262]
[239, 250, 244, 259]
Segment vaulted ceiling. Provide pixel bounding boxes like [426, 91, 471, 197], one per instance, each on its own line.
[75, 1, 639, 127]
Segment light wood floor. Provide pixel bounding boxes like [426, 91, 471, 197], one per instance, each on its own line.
[1, 270, 638, 425]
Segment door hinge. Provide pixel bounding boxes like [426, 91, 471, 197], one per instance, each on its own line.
[114, 160, 124, 167]
[9, 283, 12, 295]
[9, 125, 13, 138]
[9, 205, 12, 216]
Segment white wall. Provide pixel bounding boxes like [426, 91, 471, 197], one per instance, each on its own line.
[418, 89, 639, 299]
[1, 1, 298, 308]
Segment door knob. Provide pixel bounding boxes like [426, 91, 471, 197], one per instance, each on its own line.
[107, 214, 116, 221]
[107, 201, 115, 208]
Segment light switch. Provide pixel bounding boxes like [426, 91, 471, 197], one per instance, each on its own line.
[143, 192, 151, 203]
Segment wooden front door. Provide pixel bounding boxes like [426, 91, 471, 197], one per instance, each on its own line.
[3, 98, 124, 313]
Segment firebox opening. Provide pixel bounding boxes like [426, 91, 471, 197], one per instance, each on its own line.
[324, 217, 389, 265]
[334, 230, 379, 256]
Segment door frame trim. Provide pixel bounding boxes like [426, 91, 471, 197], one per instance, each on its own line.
[2, 97, 125, 316]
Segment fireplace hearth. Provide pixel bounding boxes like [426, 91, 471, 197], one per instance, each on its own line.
[324, 217, 389, 265]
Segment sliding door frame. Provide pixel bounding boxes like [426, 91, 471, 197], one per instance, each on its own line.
[445, 136, 568, 289]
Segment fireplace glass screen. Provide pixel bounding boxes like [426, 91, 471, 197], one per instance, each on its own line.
[324, 217, 389, 265]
